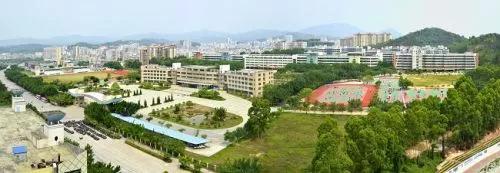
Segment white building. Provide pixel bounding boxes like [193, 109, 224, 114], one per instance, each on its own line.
[11, 91, 26, 112]
[394, 46, 478, 71]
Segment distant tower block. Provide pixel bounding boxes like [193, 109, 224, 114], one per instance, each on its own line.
[11, 90, 26, 112]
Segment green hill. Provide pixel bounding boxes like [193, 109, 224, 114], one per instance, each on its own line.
[449, 33, 500, 65]
[380, 27, 466, 47]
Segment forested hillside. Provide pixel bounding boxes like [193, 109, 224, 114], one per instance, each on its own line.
[450, 33, 500, 65]
[380, 27, 466, 47]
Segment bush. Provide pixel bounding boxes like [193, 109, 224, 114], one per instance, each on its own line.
[190, 88, 225, 101]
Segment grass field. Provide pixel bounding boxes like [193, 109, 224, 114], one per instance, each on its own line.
[188, 112, 351, 173]
[42, 71, 123, 83]
[406, 74, 462, 87]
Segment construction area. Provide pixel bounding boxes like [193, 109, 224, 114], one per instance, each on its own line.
[0, 107, 86, 173]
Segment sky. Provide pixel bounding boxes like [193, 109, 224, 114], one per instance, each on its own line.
[0, 0, 499, 39]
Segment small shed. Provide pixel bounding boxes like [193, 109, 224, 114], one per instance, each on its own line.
[12, 145, 27, 162]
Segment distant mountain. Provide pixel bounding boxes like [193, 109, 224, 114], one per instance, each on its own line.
[0, 44, 49, 53]
[380, 27, 466, 47]
[0, 35, 112, 46]
[299, 23, 363, 38]
[0, 23, 399, 47]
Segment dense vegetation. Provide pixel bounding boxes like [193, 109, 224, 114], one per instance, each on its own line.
[379, 27, 466, 47]
[107, 101, 141, 116]
[190, 88, 225, 101]
[103, 61, 124, 70]
[310, 66, 500, 172]
[84, 102, 185, 154]
[224, 99, 280, 142]
[85, 144, 121, 173]
[450, 33, 500, 65]
[124, 59, 142, 69]
[150, 56, 244, 70]
[218, 158, 262, 173]
[0, 65, 11, 106]
[263, 63, 395, 105]
[261, 48, 306, 55]
[4, 66, 74, 106]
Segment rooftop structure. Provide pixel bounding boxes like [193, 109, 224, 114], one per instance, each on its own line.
[0, 108, 86, 173]
[111, 113, 208, 146]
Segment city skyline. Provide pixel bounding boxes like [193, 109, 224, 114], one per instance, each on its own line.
[0, 0, 499, 40]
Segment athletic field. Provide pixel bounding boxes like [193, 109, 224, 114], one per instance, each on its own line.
[377, 77, 447, 104]
[42, 70, 127, 83]
[308, 82, 377, 107]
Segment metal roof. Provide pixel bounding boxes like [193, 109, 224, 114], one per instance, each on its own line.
[12, 145, 27, 155]
[111, 113, 208, 145]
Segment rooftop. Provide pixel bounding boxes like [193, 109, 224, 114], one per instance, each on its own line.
[111, 113, 209, 145]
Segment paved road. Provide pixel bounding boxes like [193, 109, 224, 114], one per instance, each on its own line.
[0, 70, 204, 173]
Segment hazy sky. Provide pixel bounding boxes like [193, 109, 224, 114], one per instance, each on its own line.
[0, 0, 498, 39]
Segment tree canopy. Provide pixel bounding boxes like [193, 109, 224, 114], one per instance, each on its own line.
[103, 61, 124, 70]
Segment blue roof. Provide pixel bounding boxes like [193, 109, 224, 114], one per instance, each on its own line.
[111, 113, 209, 145]
[12, 146, 27, 155]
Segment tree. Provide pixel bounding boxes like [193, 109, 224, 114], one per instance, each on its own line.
[103, 61, 123, 70]
[312, 118, 353, 173]
[398, 76, 413, 89]
[86, 144, 121, 173]
[244, 99, 272, 139]
[124, 59, 142, 69]
[362, 75, 374, 84]
[219, 158, 262, 173]
[157, 96, 161, 105]
[144, 100, 148, 107]
[212, 107, 227, 122]
[109, 82, 121, 95]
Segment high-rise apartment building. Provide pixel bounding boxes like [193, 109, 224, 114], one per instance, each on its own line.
[43, 47, 64, 66]
[340, 33, 391, 47]
[139, 45, 177, 65]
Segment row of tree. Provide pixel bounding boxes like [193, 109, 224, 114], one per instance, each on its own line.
[0, 65, 11, 106]
[4, 66, 74, 106]
[84, 102, 186, 154]
[311, 66, 500, 172]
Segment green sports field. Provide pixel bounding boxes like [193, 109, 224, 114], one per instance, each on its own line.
[405, 74, 462, 87]
[187, 112, 350, 173]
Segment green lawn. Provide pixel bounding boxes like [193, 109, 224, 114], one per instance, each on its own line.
[406, 74, 462, 87]
[42, 71, 123, 83]
[187, 112, 351, 173]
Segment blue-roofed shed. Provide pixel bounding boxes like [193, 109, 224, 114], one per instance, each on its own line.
[12, 146, 27, 154]
[111, 113, 209, 146]
[12, 145, 27, 161]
